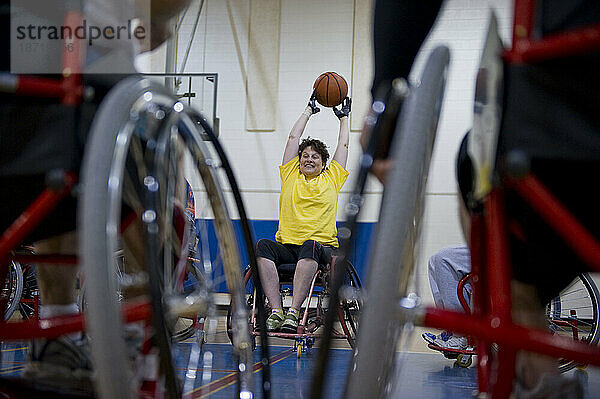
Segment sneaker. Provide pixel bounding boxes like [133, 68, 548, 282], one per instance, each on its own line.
[280, 311, 299, 334]
[22, 336, 93, 394]
[266, 309, 285, 331]
[422, 330, 453, 345]
[422, 331, 467, 350]
[437, 336, 468, 351]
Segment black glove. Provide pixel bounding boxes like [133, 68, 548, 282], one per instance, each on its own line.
[308, 90, 320, 114]
[333, 97, 351, 119]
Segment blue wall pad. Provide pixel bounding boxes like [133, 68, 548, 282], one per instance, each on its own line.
[193, 219, 375, 293]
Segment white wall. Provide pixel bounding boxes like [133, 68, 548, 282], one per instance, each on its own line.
[139, 0, 515, 305]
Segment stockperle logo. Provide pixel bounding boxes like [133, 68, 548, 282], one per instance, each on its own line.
[10, 0, 151, 74]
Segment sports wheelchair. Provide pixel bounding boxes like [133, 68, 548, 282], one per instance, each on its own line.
[431, 271, 600, 370]
[2, 247, 39, 322]
[337, 1, 600, 398]
[227, 255, 361, 358]
[0, 21, 269, 395]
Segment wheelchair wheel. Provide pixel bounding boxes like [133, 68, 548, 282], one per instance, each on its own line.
[226, 266, 256, 349]
[338, 261, 362, 348]
[344, 46, 450, 399]
[80, 77, 253, 399]
[545, 273, 600, 372]
[2, 261, 23, 321]
[18, 264, 38, 319]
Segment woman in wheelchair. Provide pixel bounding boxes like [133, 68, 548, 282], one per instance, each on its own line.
[256, 91, 350, 333]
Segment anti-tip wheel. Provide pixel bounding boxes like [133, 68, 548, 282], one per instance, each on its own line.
[455, 354, 472, 368]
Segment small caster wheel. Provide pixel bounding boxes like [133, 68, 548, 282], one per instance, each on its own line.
[297, 344, 302, 358]
[455, 354, 472, 368]
[306, 338, 314, 349]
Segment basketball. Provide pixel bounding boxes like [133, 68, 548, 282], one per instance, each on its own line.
[313, 72, 348, 107]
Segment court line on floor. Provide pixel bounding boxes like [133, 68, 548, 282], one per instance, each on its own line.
[0, 346, 27, 352]
[0, 366, 24, 375]
[185, 347, 295, 398]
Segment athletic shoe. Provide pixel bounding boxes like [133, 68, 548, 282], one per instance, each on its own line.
[280, 311, 299, 334]
[436, 336, 468, 350]
[266, 309, 285, 331]
[422, 330, 453, 345]
[422, 331, 467, 350]
[22, 336, 93, 394]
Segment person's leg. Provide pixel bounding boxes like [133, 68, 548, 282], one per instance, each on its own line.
[24, 231, 92, 390]
[290, 257, 318, 310]
[281, 240, 323, 332]
[34, 231, 79, 317]
[512, 281, 559, 390]
[256, 239, 296, 309]
[423, 245, 472, 349]
[255, 239, 295, 331]
[257, 256, 282, 310]
[428, 245, 471, 312]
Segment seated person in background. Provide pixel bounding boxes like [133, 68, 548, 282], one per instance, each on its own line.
[256, 92, 351, 333]
[422, 131, 474, 351]
[421, 245, 471, 351]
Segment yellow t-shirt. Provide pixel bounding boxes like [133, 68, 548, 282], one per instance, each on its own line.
[275, 157, 349, 247]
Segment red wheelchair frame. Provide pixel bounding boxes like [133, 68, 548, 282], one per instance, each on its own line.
[423, 0, 600, 396]
[0, 9, 192, 397]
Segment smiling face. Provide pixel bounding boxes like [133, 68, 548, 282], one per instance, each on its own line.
[299, 146, 324, 178]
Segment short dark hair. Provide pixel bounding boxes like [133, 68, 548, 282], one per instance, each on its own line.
[299, 137, 329, 165]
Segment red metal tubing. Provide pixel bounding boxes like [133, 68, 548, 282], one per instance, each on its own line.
[15, 76, 64, 98]
[424, 306, 600, 367]
[61, 11, 84, 105]
[457, 273, 472, 314]
[0, 300, 150, 340]
[122, 300, 152, 324]
[0, 173, 76, 262]
[11, 253, 78, 265]
[506, 24, 600, 64]
[0, 314, 84, 340]
[511, 174, 600, 272]
[486, 190, 513, 321]
[469, 214, 486, 318]
[469, 214, 491, 393]
[512, 0, 535, 44]
[337, 305, 355, 348]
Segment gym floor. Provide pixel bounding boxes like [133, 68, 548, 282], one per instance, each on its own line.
[2, 323, 600, 398]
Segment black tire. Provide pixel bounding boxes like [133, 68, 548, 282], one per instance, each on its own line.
[338, 262, 362, 348]
[226, 266, 254, 348]
[545, 273, 600, 372]
[80, 76, 253, 399]
[344, 46, 450, 399]
[2, 261, 23, 321]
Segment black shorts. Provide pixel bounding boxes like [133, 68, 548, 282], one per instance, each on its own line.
[255, 239, 335, 269]
[505, 160, 600, 305]
[496, 59, 600, 303]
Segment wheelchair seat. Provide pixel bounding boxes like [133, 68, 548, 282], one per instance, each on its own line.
[276, 262, 328, 283]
